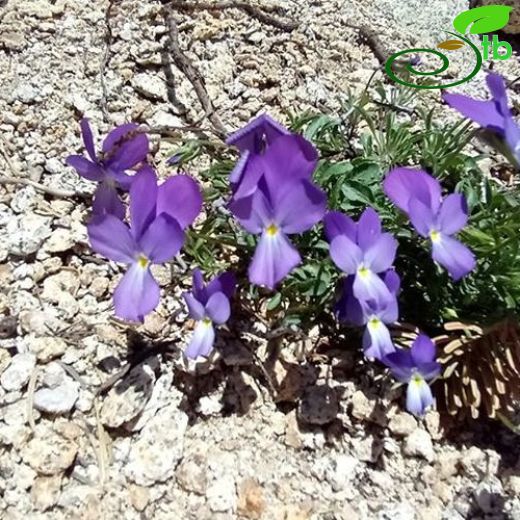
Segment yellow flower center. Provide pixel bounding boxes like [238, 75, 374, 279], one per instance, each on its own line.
[429, 230, 441, 243]
[358, 265, 370, 278]
[266, 223, 278, 236]
[412, 373, 424, 385]
[202, 317, 212, 326]
[368, 317, 380, 329]
[137, 255, 150, 268]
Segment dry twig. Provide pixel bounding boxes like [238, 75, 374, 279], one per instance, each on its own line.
[0, 175, 76, 198]
[346, 23, 389, 66]
[161, 5, 228, 139]
[100, 0, 119, 122]
[0, 135, 78, 198]
[164, 0, 298, 32]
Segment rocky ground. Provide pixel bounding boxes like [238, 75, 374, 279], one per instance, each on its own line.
[1, 0, 520, 519]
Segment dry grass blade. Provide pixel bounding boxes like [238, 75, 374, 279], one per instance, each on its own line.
[433, 317, 520, 419]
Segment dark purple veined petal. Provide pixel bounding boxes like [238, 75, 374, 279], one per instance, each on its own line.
[417, 361, 441, 381]
[229, 187, 273, 234]
[431, 234, 476, 281]
[248, 231, 301, 289]
[384, 348, 414, 382]
[335, 276, 365, 326]
[88, 214, 136, 263]
[357, 207, 382, 251]
[486, 73, 510, 118]
[363, 321, 395, 361]
[138, 214, 184, 264]
[104, 124, 149, 172]
[373, 291, 399, 324]
[192, 268, 207, 304]
[185, 320, 215, 359]
[206, 272, 236, 300]
[113, 263, 160, 322]
[231, 152, 266, 200]
[229, 150, 250, 187]
[329, 235, 363, 275]
[410, 334, 436, 365]
[437, 193, 468, 235]
[443, 93, 504, 134]
[275, 180, 327, 234]
[92, 182, 126, 220]
[130, 166, 158, 241]
[323, 211, 357, 243]
[103, 124, 139, 153]
[232, 133, 319, 203]
[205, 292, 231, 325]
[156, 174, 202, 229]
[408, 198, 436, 238]
[384, 168, 442, 214]
[364, 233, 397, 273]
[183, 292, 205, 321]
[66, 155, 104, 182]
[383, 269, 401, 295]
[226, 113, 290, 152]
[80, 119, 97, 161]
[109, 168, 134, 191]
[260, 134, 318, 196]
[406, 378, 434, 416]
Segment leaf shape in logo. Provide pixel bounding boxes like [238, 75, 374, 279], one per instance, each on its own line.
[437, 39, 466, 50]
[453, 5, 513, 34]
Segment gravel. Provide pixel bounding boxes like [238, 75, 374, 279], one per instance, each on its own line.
[1, 0, 520, 518]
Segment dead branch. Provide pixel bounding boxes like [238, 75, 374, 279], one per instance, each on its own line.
[0, 175, 77, 198]
[346, 23, 389, 66]
[100, 0, 119, 122]
[164, 0, 298, 32]
[0, 135, 78, 198]
[162, 5, 227, 139]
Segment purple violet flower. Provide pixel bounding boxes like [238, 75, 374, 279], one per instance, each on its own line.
[183, 269, 236, 359]
[337, 270, 400, 360]
[227, 114, 317, 201]
[66, 119, 149, 219]
[227, 113, 290, 154]
[444, 73, 520, 164]
[229, 135, 327, 289]
[383, 334, 441, 416]
[88, 167, 202, 322]
[384, 168, 476, 281]
[443, 73, 509, 135]
[324, 208, 398, 305]
[166, 152, 182, 166]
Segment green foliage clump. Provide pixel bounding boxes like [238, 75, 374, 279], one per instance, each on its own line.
[169, 80, 520, 337]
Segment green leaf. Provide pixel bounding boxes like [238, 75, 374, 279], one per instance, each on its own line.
[453, 5, 512, 34]
[266, 293, 282, 311]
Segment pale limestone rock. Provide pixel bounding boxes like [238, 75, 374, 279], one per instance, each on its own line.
[22, 428, 78, 475]
[125, 404, 188, 486]
[26, 335, 67, 362]
[31, 475, 62, 511]
[176, 453, 208, 495]
[0, 353, 36, 391]
[388, 412, 418, 437]
[403, 429, 435, 462]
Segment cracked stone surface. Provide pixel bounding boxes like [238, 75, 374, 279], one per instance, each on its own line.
[1, 0, 520, 518]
